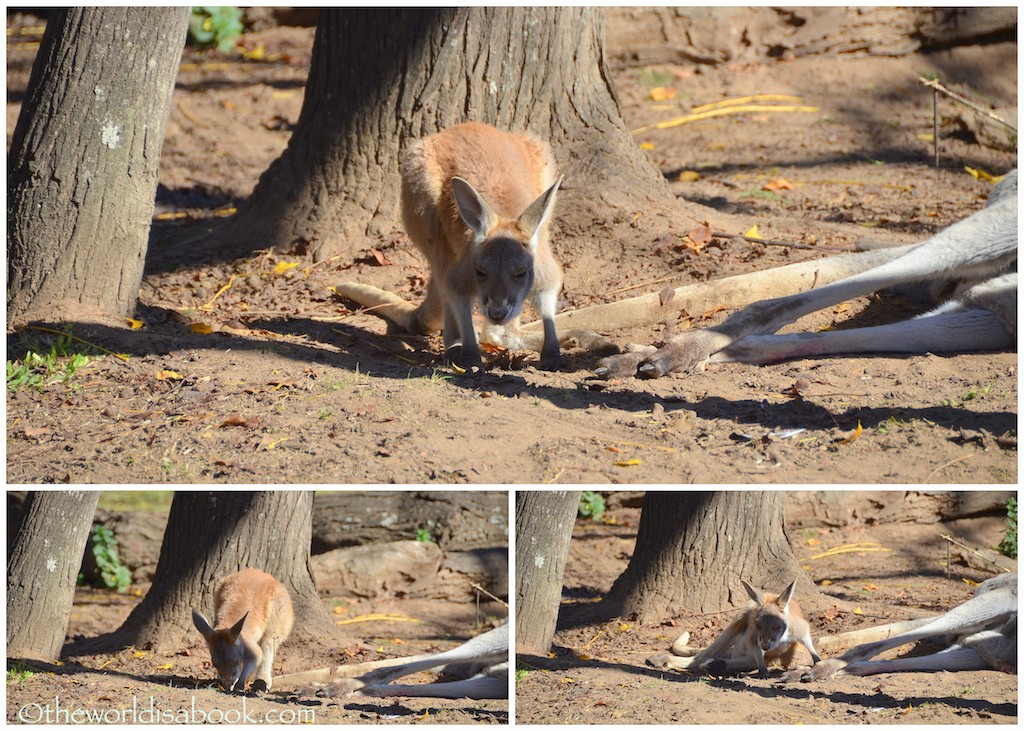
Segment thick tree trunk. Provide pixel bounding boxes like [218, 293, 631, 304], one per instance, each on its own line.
[65, 491, 336, 655]
[7, 491, 100, 661]
[515, 490, 580, 653]
[7, 7, 188, 327]
[212, 8, 668, 261]
[598, 491, 807, 622]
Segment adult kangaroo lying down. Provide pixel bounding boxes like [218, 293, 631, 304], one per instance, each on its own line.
[785, 573, 1016, 681]
[594, 170, 1017, 378]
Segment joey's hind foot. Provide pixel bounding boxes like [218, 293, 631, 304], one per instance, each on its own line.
[594, 346, 656, 379]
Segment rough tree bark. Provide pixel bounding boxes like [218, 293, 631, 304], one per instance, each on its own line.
[7, 491, 100, 661]
[515, 490, 580, 653]
[210, 8, 668, 261]
[7, 8, 189, 327]
[65, 491, 336, 655]
[596, 491, 809, 622]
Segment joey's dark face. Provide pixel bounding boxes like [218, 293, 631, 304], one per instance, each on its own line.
[756, 613, 787, 650]
[474, 236, 535, 325]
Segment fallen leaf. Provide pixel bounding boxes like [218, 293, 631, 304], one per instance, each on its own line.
[220, 414, 263, 429]
[649, 86, 678, 101]
[659, 287, 675, 307]
[273, 261, 300, 275]
[675, 170, 701, 182]
[701, 304, 727, 318]
[619, 623, 633, 631]
[806, 537, 822, 546]
[155, 663, 174, 670]
[863, 583, 879, 591]
[126, 318, 144, 330]
[369, 248, 393, 266]
[687, 223, 713, 245]
[157, 370, 183, 381]
[613, 458, 641, 467]
[640, 142, 655, 150]
[964, 166, 996, 182]
[561, 677, 575, 684]
[189, 323, 214, 334]
[854, 607, 864, 615]
[820, 579, 833, 586]
[23, 426, 52, 439]
[764, 178, 796, 191]
[838, 421, 863, 444]
[743, 225, 762, 240]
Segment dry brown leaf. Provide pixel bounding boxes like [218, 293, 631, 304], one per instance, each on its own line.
[764, 178, 796, 191]
[688, 223, 714, 245]
[369, 248, 393, 266]
[658, 287, 675, 307]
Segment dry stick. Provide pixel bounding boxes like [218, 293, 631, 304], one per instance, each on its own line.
[919, 76, 1017, 131]
[933, 86, 940, 168]
[711, 230, 855, 253]
[937, 532, 1015, 574]
[470, 582, 509, 609]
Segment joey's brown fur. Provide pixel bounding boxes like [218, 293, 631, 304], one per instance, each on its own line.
[648, 579, 820, 678]
[336, 122, 614, 370]
[192, 568, 294, 693]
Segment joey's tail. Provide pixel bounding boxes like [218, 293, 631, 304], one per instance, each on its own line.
[334, 282, 427, 333]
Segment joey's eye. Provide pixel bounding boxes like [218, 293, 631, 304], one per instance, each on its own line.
[475, 268, 487, 279]
[513, 270, 528, 280]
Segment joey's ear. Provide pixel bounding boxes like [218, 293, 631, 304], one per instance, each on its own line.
[778, 580, 798, 609]
[451, 177, 496, 240]
[519, 176, 563, 240]
[741, 579, 764, 606]
[227, 612, 248, 641]
[192, 608, 214, 639]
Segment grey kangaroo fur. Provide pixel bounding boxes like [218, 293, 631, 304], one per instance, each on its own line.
[596, 170, 1017, 378]
[296, 623, 508, 700]
[785, 573, 1017, 681]
[648, 579, 820, 678]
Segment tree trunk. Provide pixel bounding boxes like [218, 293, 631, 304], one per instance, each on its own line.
[597, 492, 808, 622]
[65, 491, 336, 655]
[211, 8, 669, 261]
[7, 7, 189, 327]
[515, 490, 580, 653]
[7, 491, 100, 661]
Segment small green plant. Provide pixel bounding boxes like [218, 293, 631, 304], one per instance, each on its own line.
[6, 330, 93, 392]
[7, 661, 34, 684]
[579, 491, 606, 521]
[89, 524, 132, 593]
[740, 189, 782, 201]
[317, 406, 332, 420]
[414, 528, 432, 543]
[997, 497, 1016, 559]
[637, 68, 673, 87]
[189, 7, 244, 53]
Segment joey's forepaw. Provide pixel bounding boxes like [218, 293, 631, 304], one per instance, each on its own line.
[248, 679, 269, 695]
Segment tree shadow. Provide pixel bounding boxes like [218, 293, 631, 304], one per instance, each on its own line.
[516, 650, 1016, 718]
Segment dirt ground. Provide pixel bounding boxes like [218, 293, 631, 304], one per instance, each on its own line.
[515, 500, 1017, 725]
[5, 14, 1017, 484]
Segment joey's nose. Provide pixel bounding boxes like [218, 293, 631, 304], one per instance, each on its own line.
[486, 302, 515, 324]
